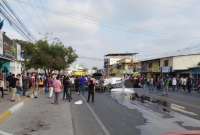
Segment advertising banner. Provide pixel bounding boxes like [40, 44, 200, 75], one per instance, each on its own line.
[161, 66, 172, 73]
[16, 43, 21, 61]
[0, 31, 3, 55]
[3, 34, 17, 59]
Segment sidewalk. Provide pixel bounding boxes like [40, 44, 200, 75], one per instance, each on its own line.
[0, 90, 26, 125]
[0, 91, 15, 114]
[0, 94, 74, 135]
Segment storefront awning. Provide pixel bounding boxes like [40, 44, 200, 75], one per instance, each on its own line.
[0, 55, 14, 63]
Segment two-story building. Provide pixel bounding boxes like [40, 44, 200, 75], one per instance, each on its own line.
[138, 53, 200, 77]
[104, 53, 138, 76]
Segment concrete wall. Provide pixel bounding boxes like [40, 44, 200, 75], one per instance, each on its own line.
[160, 57, 173, 67]
[172, 55, 200, 70]
[9, 61, 22, 75]
[109, 58, 122, 65]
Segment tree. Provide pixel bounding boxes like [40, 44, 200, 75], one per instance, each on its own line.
[92, 67, 98, 71]
[16, 39, 78, 74]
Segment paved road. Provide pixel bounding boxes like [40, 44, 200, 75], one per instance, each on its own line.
[133, 88, 200, 119]
[1, 91, 200, 135]
[73, 91, 200, 135]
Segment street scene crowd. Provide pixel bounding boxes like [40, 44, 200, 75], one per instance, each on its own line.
[0, 72, 97, 104]
[128, 75, 200, 95]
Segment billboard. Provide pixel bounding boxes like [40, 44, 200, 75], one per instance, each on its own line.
[161, 66, 172, 73]
[0, 31, 3, 55]
[16, 43, 21, 61]
[3, 34, 17, 59]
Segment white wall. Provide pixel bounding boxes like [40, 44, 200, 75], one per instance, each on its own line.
[173, 55, 200, 70]
[109, 58, 121, 65]
[9, 61, 22, 75]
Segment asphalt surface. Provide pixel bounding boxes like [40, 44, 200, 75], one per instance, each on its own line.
[133, 88, 200, 120]
[1, 90, 200, 135]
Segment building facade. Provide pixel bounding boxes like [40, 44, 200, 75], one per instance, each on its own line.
[138, 53, 200, 77]
[104, 53, 137, 76]
[0, 32, 22, 75]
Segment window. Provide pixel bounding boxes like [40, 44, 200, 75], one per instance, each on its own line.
[149, 63, 152, 68]
[164, 60, 169, 67]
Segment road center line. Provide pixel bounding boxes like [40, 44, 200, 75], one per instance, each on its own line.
[80, 95, 111, 135]
[171, 103, 185, 110]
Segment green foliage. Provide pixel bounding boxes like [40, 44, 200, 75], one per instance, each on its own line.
[16, 40, 78, 73]
[92, 67, 98, 71]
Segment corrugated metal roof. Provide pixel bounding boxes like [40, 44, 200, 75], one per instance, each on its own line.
[105, 53, 138, 57]
[139, 52, 200, 62]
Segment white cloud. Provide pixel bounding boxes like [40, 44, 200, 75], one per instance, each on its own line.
[3, 0, 200, 68]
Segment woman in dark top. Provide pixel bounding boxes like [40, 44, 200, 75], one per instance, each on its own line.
[87, 79, 95, 103]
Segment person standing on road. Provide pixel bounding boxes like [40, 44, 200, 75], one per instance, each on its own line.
[149, 77, 154, 91]
[53, 76, 62, 104]
[0, 76, 4, 98]
[10, 74, 18, 102]
[172, 77, 177, 91]
[187, 77, 193, 93]
[164, 77, 170, 96]
[87, 79, 95, 103]
[44, 76, 49, 96]
[79, 76, 87, 95]
[22, 73, 30, 96]
[182, 77, 187, 91]
[48, 75, 54, 98]
[38, 77, 44, 95]
[74, 77, 80, 94]
[63, 76, 72, 102]
[30, 73, 37, 98]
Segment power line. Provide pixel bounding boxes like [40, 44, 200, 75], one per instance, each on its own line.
[2, 0, 34, 38]
[0, 2, 33, 41]
[0, 0, 35, 41]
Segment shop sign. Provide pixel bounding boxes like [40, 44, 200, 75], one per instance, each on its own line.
[3, 34, 17, 59]
[161, 66, 171, 73]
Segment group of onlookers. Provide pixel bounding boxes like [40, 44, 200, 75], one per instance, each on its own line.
[0, 72, 97, 104]
[134, 75, 200, 95]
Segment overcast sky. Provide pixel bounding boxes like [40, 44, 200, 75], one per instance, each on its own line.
[2, 0, 200, 68]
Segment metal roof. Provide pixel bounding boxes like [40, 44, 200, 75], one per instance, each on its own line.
[139, 52, 200, 62]
[105, 53, 138, 57]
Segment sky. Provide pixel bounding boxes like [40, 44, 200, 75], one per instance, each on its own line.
[2, 0, 200, 68]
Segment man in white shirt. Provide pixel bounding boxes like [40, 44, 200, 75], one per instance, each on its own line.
[172, 77, 177, 91]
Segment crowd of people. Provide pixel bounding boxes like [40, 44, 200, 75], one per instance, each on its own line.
[0, 73, 97, 104]
[130, 75, 200, 95]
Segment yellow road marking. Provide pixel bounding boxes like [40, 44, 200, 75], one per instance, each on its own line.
[0, 111, 12, 124]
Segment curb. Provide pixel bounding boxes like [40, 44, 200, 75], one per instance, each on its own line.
[0, 100, 25, 125]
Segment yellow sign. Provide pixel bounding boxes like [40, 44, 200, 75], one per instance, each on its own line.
[72, 71, 88, 76]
